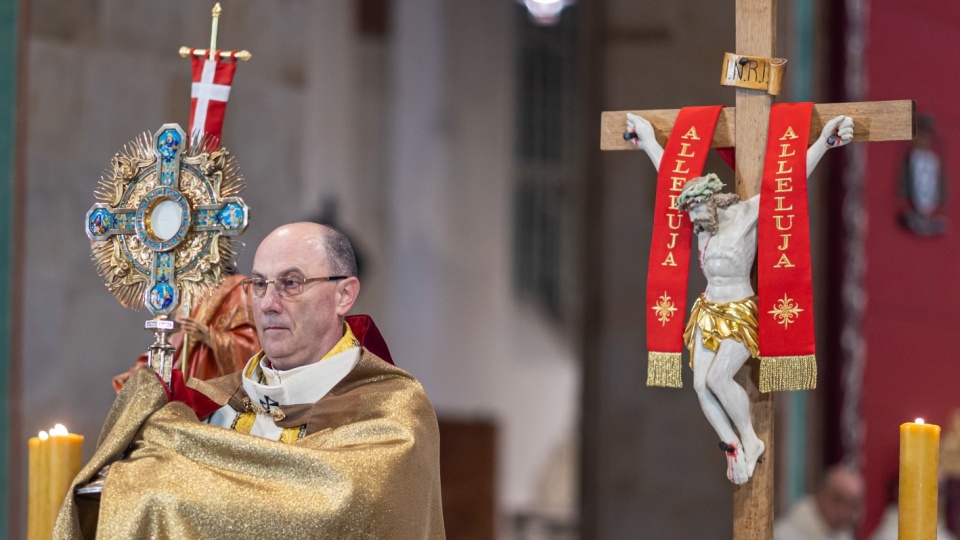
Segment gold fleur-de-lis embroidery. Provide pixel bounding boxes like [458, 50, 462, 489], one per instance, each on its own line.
[652, 292, 678, 326]
[768, 294, 804, 329]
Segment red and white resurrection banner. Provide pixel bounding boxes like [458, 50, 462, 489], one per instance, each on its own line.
[189, 52, 238, 142]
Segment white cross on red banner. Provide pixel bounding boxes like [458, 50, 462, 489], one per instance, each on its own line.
[189, 54, 238, 142]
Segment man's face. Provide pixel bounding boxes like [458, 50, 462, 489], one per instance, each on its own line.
[816, 472, 864, 531]
[251, 226, 353, 370]
[686, 201, 711, 223]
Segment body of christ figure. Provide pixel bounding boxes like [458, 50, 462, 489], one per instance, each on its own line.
[626, 112, 854, 484]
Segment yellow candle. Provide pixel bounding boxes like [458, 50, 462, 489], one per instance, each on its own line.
[27, 424, 83, 540]
[899, 418, 940, 540]
[27, 432, 50, 540]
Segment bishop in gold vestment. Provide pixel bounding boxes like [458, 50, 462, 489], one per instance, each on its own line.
[54, 344, 444, 539]
[55, 222, 445, 539]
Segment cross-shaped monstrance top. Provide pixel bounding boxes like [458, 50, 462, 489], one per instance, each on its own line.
[85, 123, 249, 317]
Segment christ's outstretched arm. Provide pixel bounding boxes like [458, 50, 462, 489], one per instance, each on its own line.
[806, 115, 854, 177]
[626, 112, 663, 171]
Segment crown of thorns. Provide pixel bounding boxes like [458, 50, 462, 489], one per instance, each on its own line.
[677, 173, 725, 210]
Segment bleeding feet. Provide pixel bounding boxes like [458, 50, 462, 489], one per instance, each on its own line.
[719, 439, 766, 485]
[720, 441, 746, 484]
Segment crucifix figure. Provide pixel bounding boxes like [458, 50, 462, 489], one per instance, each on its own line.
[626, 112, 854, 485]
[599, 1, 915, 536]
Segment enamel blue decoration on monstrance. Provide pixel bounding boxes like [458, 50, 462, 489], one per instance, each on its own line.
[85, 125, 249, 386]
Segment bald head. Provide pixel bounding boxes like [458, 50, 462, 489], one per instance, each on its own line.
[258, 222, 357, 277]
[816, 465, 864, 531]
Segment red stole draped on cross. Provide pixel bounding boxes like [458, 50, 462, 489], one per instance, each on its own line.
[189, 51, 239, 142]
[646, 106, 724, 388]
[757, 102, 817, 392]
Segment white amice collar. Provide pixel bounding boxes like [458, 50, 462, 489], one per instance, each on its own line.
[241, 347, 361, 408]
[260, 358, 312, 387]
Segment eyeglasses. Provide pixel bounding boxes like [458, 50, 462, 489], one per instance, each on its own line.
[241, 275, 348, 298]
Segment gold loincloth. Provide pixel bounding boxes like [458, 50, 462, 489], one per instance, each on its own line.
[683, 294, 760, 368]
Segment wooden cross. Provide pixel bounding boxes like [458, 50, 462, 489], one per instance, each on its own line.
[598, 0, 915, 538]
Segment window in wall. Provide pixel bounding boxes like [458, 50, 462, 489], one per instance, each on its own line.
[512, 4, 581, 321]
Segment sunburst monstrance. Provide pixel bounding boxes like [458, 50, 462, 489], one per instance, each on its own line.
[84, 124, 249, 383]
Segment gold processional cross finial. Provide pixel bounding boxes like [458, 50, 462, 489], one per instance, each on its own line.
[178, 3, 253, 63]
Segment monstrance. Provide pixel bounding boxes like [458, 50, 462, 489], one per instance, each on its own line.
[84, 125, 249, 386]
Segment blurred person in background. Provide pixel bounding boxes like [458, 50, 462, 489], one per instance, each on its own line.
[774, 464, 864, 540]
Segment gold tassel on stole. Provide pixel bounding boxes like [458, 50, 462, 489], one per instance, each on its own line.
[759, 354, 817, 392]
[647, 352, 683, 388]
